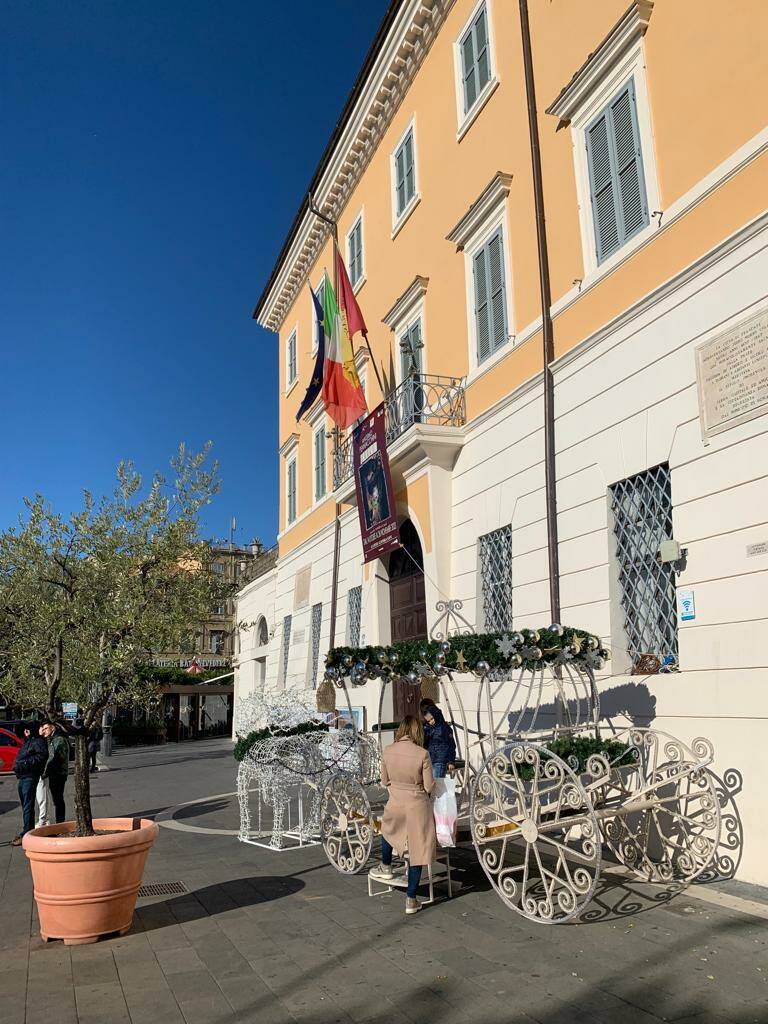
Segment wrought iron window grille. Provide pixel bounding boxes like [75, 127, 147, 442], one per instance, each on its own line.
[610, 463, 679, 670]
[347, 586, 362, 647]
[310, 602, 323, 688]
[479, 525, 513, 633]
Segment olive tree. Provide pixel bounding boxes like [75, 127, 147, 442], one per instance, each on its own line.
[0, 444, 230, 836]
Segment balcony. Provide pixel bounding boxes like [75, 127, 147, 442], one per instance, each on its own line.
[333, 373, 466, 489]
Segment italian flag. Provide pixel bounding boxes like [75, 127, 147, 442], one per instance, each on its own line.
[322, 252, 368, 429]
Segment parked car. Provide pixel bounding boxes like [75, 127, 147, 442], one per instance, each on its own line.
[0, 727, 23, 774]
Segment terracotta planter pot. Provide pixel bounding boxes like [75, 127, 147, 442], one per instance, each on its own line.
[23, 817, 158, 945]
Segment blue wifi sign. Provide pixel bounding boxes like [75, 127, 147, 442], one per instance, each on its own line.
[678, 590, 696, 622]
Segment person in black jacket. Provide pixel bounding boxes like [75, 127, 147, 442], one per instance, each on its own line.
[11, 722, 49, 846]
[419, 701, 456, 779]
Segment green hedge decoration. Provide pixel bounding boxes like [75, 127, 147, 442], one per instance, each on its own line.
[233, 720, 329, 762]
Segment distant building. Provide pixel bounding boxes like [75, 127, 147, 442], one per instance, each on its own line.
[118, 540, 263, 743]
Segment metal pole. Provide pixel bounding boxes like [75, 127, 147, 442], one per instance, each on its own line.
[518, 0, 561, 624]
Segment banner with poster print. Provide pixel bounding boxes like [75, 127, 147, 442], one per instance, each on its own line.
[352, 403, 400, 564]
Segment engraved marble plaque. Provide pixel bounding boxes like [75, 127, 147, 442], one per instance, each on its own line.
[696, 308, 768, 440]
[293, 565, 311, 609]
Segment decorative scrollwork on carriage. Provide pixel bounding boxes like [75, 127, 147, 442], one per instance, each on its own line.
[316, 606, 721, 923]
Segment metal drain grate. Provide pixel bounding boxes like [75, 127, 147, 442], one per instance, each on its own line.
[137, 881, 187, 897]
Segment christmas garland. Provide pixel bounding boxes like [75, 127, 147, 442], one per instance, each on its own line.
[325, 625, 609, 685]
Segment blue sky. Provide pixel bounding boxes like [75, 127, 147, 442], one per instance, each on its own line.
[0, 1, 385, 548]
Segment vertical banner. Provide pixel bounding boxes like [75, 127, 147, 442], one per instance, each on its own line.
[353, 404, 400, 563]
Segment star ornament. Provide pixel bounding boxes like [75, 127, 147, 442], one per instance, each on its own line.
[495, 635, 518, 659]
[455, 650, 468, 672]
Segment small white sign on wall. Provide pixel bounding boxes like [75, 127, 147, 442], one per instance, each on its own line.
[677, 590, 696, 622]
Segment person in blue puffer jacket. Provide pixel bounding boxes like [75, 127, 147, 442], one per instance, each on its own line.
[419, 700, 456, 779]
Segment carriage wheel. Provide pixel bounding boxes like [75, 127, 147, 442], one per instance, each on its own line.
[471, 744, 600, 923]
[320, 773, 374, 874]
[599, 729, 720, 883]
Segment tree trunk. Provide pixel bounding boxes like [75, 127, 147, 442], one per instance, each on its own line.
[73, 732, 94, 837]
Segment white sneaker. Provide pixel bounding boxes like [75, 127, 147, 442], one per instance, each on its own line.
[405, 897, 423, 915]
[370, 864, 395, 882]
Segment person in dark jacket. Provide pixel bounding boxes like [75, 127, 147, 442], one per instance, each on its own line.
[88, 725, 103, 772]
[11, 723, 49, 845]
[420, 701, 456, 779]
[40, 722, 69, 824]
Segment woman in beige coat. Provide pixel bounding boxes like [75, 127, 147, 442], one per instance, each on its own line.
[371, 715, 436, 914]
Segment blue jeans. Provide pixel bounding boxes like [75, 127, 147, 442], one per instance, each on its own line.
[432, 763, 447, 779]
[380, 837, 422, 898]
[17, 776, 38, 836]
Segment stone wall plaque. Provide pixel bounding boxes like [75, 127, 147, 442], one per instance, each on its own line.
[293, 565, 312, 609]
[695, 307, 768, 440]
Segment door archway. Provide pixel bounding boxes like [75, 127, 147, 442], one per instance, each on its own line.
[388, 519, 427, 720]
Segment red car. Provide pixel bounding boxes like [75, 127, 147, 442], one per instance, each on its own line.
[0, 727, 22, 774]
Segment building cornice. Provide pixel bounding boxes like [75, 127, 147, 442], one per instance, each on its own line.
[546, 1, 654, 123]
[254, 0, 456, 333]
[446, 171, 513, 251]
[382, 275, 429, 328]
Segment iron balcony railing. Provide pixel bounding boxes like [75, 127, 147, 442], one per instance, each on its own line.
[333, 373, 466, 489]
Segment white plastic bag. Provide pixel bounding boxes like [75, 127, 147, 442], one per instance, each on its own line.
[432, 776, 458, 848]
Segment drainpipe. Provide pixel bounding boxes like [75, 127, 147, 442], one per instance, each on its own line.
[519, 0, 561, 624]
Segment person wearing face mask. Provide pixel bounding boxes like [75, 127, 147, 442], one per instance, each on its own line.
[419, 700, 456, 779]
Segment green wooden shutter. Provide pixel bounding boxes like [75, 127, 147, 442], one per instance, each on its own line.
[461, 5, 490, 114]
[395, 146, 406, 214]
[487, 228, 507, 352]
[462, 27, 477, 111]
[403, 132, 415, 205]
[314, 428, 326, 501]
[474, 7, 490, 95]
[610, 80, 648, 243]
[586, 80, 648, 263]
[473, 246, 491, 363]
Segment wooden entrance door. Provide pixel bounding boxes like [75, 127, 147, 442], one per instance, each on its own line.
[389, 520, 427, 720]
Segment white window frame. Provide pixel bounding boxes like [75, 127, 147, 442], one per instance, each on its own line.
[285, 326, 298, 393]
[346, 210, 366, 293]
[390, 118, 420, 237]
[462, 205, 514, 385]
[453, 0, 500, 142]
[311, 417, 328, 505]
[566, 42, 660, 280]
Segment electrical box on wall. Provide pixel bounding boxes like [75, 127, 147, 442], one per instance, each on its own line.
[658, 539, 682, 563]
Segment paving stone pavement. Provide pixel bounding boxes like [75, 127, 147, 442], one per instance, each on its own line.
[1, 739, 766, 1024]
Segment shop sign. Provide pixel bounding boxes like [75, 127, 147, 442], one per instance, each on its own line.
[352, 404, 400, 564]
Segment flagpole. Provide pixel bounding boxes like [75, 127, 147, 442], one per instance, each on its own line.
[307, 194, 384, 394]
[307, 194, 343, 651]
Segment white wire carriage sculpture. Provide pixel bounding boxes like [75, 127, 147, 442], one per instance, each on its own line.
[319, 600, 722, 924]
[235, 687, 379, 850]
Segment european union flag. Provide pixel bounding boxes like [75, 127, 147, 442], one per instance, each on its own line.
[296, 279, 326, 422]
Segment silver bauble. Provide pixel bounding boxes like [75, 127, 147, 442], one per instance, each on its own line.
[407, 671, 419, 684]
[439, 640, 451, 654]
[548, 623, 564, 636]
[475, 660, 490, 675]
[510, 632, 524, 646]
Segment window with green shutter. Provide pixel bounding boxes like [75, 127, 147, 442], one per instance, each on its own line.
[394, 129, 416, 218]
[287, 330, 297, 384]
[314, 426, 326, 502]
[472, 227, 508, 365]
[347, 216, 363, 287]
[586, 79, 648, 264]
[287, 458, 297, 524]
[460, 4, 491, 114]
